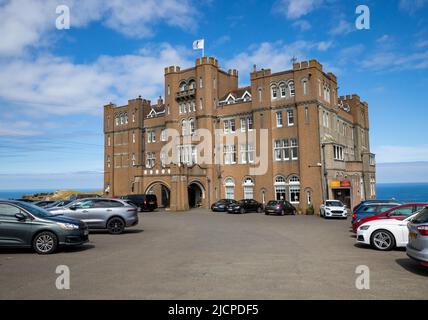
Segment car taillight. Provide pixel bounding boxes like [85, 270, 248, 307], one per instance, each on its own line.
[352, 214, 357, 220]
[417, 225, 428, 236]
[276, 205, 281, 209]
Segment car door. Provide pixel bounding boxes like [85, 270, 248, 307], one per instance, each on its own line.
[0, 203, 32, 247]
[82, 199, 112, 228]
[66, 199, 99, 227]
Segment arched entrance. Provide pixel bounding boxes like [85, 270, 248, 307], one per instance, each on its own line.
[145, 182, 171, 208]
[188, 181, 204, 208]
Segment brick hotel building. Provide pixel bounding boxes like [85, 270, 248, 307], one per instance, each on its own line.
[103, 57, 376, 212]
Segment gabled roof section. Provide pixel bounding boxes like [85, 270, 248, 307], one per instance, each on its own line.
[219, 86, 252, 106]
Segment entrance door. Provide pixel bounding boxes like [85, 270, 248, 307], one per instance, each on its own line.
[188, 183, 203, 208]
[332, 188, 351, 209]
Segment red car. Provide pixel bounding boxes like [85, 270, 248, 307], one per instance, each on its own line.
[352, 203, 428, 233]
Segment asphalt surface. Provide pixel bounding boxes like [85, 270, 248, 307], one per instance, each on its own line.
[0, 209, 427, 299]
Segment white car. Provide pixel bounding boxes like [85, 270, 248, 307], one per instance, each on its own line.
[320, 200, 348, 219]
[356, 213, 417, 251]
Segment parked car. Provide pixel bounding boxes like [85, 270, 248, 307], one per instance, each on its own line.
[320, 200, 348, 219]
[0, 200, 89, 254]
[264, 200, 296, 216]
[407, 206, 428, 266]
[34, 200, 56, 208]
[68, 194, 101, 201]
[352, 199, 399, 214]
[351, 203, 400, 225]
[49, 198, 138, 234]
[45, 200, 74, 209]
[356, 213, 418, 251]
[211, 199, 237, 212]
[13, 198, 35, 203]
[120, 194, 158, 212]
[352, 203, 428, 233]
[227, 199, 263, 214]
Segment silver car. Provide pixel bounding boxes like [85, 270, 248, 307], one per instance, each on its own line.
[407, 206, 428, 266]
[48, 198, 138, 234]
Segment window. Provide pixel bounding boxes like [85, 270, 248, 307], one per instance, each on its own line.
[370, 176, 376, 197]
[243, 178, 254, 200]
[287, 110, 294, 126]
[189, 80, 195, 90]
[167, 84, 170, 96]
[160, 151, 166, 166]
[189, 119, 195, 135]
[290, 138, 298, 160]
[274, 139, 291, 161]
[289, 81, 295, 96]
[224, 119, 235, 134]
[306, 191, 312, 205]
[240, 116, 253, 132]
[247, 116, 253, 131]
[199, 77, 203, 88]
[280, 83, 287, 98]
[132, 113, 136, 123]
[120, 114, 124, 125]
[302, 79, 308, 95]
[199, 98, 203, 110]
[107, 156, 111, 168]
[131, 154, 136, 166]
[333, 145, 344, 161]
[213, 77, 216, 89]
[258, 88, 262, 102]
[274, 176, 286, 201]
[179, 81, 187, 92]
[224, 178, 235, 200]
[289, 176, 300, 204]
[370, 154, 376, 166]
[224, 145, 236, 164]
[389, 207, 414, 217]
[271, 85, 278, 99]
[145, 152, 156, 168]
[276, 112, 283, 127]
[132, 131, 136, 144]
[115, 115, 119, 126]
[191, 101, 196, 112]
[107, 135, 111, 146]
[124, 113, 128, 124]
[181, 120, 188, 136]
[322, 111, 329, 128]
[240, 118, 247, 132]
[240, 144, 255, 164]
[147, 130, 156, 143]
[161, 129, 167, 142]
[177, 145, 197, 165]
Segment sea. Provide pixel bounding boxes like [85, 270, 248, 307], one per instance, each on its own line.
[0, 183, 427, 202]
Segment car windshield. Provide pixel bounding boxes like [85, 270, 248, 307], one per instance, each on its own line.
[326, 201, 343, 207]
[18, 202, 53, 218]
[412, 207, 428, 224]
[268, 201, 279, 205]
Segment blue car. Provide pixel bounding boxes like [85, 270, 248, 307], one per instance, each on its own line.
[351, 203, 400, 224]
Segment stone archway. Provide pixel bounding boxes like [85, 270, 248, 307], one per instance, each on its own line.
[145, 181, 171, 208]
[188, 181, 205, 208]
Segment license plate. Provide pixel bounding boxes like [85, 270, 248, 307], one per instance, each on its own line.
[149, 202, 155, 204]
[84, 230, 89, 236]
[268, 210, 275, 213]
[409, 232, 418, 240]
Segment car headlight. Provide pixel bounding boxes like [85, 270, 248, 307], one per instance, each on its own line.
[360, 225, 370, 231]
[57, 222, 79, 230]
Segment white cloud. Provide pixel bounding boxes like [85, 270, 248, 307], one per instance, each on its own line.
[399, 0, 427, 13]
[329, 19, 354, 36]
[373, 145, 428, 163]
[0, 121, 41, 137]
[0, 0, 198, 56]
[0, 43, 193, 117]
[292, 20, 311, 31]
[225, 40, 334, 82]
[361, 49, 428, 71]
[275, 0, 323, 20]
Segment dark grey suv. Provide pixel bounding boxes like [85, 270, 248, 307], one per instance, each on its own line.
[0, 200, 89, 254]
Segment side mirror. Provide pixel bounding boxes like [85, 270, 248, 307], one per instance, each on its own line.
[15, 212, 27, 221]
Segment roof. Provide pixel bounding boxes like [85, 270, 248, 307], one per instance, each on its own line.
[219, 86, 252, 101]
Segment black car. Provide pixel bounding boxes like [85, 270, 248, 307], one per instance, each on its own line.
[211, 199, 237, 212]
[227, 199, 263, 214]
[0, 200, 89, 254]
[121, 194, 158, 211]
[264, 200, 296, 216]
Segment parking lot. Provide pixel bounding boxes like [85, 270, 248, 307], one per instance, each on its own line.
[0, 209, 427, 300]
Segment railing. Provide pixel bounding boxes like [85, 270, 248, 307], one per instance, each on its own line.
[175, 89, 196, 100]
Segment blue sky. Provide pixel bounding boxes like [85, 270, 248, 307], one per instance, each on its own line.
[0, 0, 427, 189]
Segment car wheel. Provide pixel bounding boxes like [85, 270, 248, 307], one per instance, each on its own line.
[240, 208, 245, 214]
[371, 230, 395, 251]
[257, 207, 262, 213]
[107, 217, 125, 234]
[33, 231, 58, 254]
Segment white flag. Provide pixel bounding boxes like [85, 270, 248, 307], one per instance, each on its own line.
[193, 39, 204, 50]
